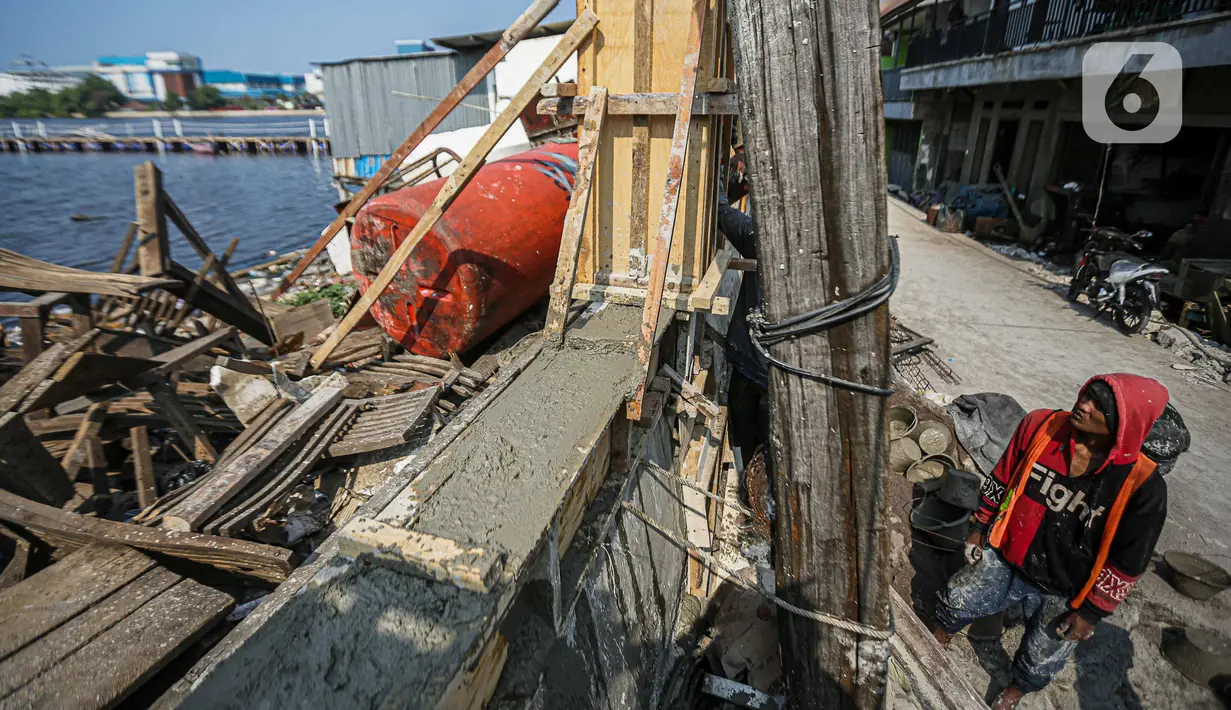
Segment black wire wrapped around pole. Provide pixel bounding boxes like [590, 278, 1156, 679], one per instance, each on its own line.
[748, 237, 900, 397]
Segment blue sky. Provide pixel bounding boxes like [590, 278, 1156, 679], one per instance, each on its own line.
[1, 0, 578, 74]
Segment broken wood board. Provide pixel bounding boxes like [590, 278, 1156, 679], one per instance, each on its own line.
[572, 282, 729, 314]
[269, 299, 334, 344]
[162, 385, 343, 531]
[0, 490, 293, 583]
[327, 387, 439, 458]
[0, 249, 179, 298]
[889, 588, 988, 709]
[20, 351, 157, 412]
[0, 329, 99, 414]
[1, 569, 232, 709]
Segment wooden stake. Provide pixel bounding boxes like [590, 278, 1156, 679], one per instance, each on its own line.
[271, 0, 564, 299]
[310, 11, 601, 370]
[545, 86, 608, 345]
[134, 162, 168, 277]
[627, 0, 708, 421]
[728, 0, 892, 705]
[131, 425, 157, 509]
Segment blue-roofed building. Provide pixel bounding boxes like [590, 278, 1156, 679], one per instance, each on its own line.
[94, 52, 203, 102]
[203, 70, 307, 99]
[394, 39, 435, 55]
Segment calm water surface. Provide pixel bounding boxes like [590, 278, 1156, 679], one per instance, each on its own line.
[0, 152, 338, 278]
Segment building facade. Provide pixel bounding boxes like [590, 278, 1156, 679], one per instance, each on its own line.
[881, 0, 1231, 236]
[95, 52, 203, 102]
[203, 70, 307, 99]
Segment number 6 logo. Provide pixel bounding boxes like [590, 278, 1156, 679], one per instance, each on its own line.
[1082, 42, 1182, 145]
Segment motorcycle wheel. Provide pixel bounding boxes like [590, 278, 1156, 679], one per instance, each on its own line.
[1114, 283, 1153, 335]
[1067, 264, 1093, 303]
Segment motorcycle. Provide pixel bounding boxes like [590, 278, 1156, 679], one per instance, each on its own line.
[1066, 226, 1169, 335]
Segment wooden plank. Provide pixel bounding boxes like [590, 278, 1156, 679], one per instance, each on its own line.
[20, 352, 157, 413]
[688, 245, 735, 311]
[889, 589, 988, 710]
[0, 566, 181, 699]
[146, 377, 218, 463]
[338, 518, 506, 594]
[60, 403, 110, 479]
[660, 364, 720, 420]
[310, 11, 599, 370]
[130, 426, 157, 509]
[0, 539, 29, 592]
[537, 91, 737, 116]
[0, 544, 154, 662]
[545, 86, 609, 345]
[161, 385, 343, 531]
[539, 82, 579, 97]
[0, 250, 178, 299]
[570, 282, 729, 314]
[434, 633, 508, 710]
[0, 329, 98, 415]
[4, 576, 233, 710]
[0, 413, 73, 507]
[162, 195, 247, 305]
[110, 222, 140, 274]
[269, 298, 334, 343]
[163, 253, 216, 334]
[272, 0, 564, 298]
[0, 489, 294, 583]
[628, 0, 709, 421]
[165, 261, 272, 345]
[134, 162, 169, 276]
[149, 326, 239, 376]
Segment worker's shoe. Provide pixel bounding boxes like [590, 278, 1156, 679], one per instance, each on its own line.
[932, 628, 954, 647]
[990, 686, 1025, 709]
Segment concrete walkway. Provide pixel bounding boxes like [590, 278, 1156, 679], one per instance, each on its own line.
[888, 199, 1230, 708]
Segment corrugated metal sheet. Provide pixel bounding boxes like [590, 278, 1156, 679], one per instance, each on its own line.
[320, 51, 491, 158]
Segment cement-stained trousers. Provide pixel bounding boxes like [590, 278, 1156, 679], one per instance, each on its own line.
[934, 550, 1079, 693]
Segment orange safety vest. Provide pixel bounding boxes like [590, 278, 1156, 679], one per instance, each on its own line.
[987, 410, 1157, 609]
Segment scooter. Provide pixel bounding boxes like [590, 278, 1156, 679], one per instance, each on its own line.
[1066, 226, 1169, 335]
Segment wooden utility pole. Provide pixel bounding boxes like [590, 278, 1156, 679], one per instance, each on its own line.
[728, 0, 893, 707]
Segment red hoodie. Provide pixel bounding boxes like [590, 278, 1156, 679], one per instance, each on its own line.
[975, 374, 1169, 622]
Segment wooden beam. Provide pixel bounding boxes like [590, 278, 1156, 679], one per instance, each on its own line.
[545, 86, 608, 345]
[20, 352, 157, 413]
[889, 589, 989, 709]
[111, 222, 139, 273]
[729, 0, 893, 703]
[536, 91, 737, 116]
[0, 489, 294, 583]
[146, 376, 218, 463]
[0, 330, 97, 414]
[688, 245, 736, 312]
[134, 162, 168, 277]
[0, 413, 74, 507]
[60, 403, 110, 480]
[162, 194, 248, 305]
[337, 518, 506, 593]
[570, 282, 729, 315]
[161, 385, 343, 531]
[271, 0, 565, 298]
[539, 82, 579, 97]
[310, 11, 600, 369]
[660, 364, 721, 420]
[130, 426, 157, 509]
[165, 261, 272, 344]
[628, 0, 709, 421]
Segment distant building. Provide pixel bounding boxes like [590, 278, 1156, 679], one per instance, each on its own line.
[305, 69, 324, 98]
[95, 52, 203, 102]
[0, 70, 82, 96]
[394, 40, 435, 55]
[203, 70, 307, 99]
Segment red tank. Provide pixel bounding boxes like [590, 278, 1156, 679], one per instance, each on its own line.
[349, 142, 579, 358]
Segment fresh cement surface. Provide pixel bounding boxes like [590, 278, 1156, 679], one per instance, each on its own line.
[888, 199, 1230, 708]
[412, 304, 641, 565]
[167, 305, 644, 709]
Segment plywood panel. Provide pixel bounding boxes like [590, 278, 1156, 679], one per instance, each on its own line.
[576, 0, 728, 294]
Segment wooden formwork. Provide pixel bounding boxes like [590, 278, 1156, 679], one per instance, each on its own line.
[574, 0, 734, 297]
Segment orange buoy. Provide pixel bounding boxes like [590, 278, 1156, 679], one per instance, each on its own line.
[350, 142, 579, 358]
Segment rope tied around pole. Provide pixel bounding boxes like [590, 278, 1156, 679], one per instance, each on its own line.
[620, 499, 892, 640]
[748, 236, 900, 397]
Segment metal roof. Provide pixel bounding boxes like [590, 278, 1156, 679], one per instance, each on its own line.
[430, 19, 574, 51]
[313, 50, 458, 67]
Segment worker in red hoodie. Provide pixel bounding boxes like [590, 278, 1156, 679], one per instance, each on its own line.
[933, 374, 1170, 709]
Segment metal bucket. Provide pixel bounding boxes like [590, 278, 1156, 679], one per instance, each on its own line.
[889, 406, 918, 441]
[1163, 551, 1231, 601]
[1161, 627, 1231, 690]
[890, 437, 923, 474]
[907, 453, 957, 484]
[909, 493, 970, 552]
[914, 420, 954, 456]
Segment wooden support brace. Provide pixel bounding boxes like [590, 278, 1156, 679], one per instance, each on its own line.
[537, 91, 737, 117]
[272, 0, 565, 298]
[688, 245, 736, 312]
[545, 86, 608, 345]
[660, 364, 720, 420]
[628, 0, 709, 421]
[310, 10, 600, 369]
[130, 426, 157, 509]
[570, 283, 729, 315]
[134, 162, 169, 277]
[146, 377, 218, 463]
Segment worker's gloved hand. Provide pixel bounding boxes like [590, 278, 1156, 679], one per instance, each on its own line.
[963, 528, 986, 566]
[1056, 611, 1097, 642]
